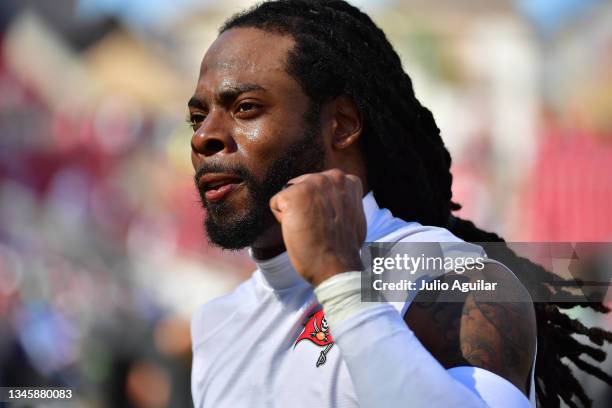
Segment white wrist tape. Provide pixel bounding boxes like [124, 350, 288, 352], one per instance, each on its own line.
[314, 271, 379, 329]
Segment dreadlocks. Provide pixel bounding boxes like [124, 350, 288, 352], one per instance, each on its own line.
[221, 1, 612, 406]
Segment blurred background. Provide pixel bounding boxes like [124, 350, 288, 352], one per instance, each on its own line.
[0, 0, 611, 406]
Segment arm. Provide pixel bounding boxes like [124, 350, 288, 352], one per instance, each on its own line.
[404, 262, 536, 395]
[269, 169, 535, 406]
[314, 262, 535, 407]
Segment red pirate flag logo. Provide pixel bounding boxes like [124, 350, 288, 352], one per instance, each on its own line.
[294, 309, 334, 367]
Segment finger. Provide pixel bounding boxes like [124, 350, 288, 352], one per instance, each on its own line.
[319, 172, 345, 222]
[269, 193, 286, 223]
[346, 174, 363, 200]
[287, 172, 318, 185]
[344, 174, 366, 242]
[270, 182, 313, 222]
[324, 168, 346, 185]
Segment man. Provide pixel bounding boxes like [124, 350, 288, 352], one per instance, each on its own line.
[188, 1, 609, 407]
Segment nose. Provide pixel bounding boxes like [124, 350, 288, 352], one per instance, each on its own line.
[190, 111, 237, 157]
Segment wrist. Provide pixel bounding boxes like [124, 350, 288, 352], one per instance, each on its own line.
[311, 253, 363, 287]
[314, 271, 379, 330]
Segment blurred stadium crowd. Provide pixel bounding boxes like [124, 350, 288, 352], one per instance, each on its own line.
[0, 0, 611, 407]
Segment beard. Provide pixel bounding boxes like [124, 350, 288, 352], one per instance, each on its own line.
[195, 111, 325, 250]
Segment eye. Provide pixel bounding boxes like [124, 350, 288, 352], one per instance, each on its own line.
[187, 112, 206, 131]
[238, 102, 255, 111]
[235, 102, 261, 116]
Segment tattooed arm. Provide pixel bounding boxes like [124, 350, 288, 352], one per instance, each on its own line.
[404, 261, 537, 395]
[315, 261, 536, 407]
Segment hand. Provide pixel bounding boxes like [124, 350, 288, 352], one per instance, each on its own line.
[269, 169, 366, 286]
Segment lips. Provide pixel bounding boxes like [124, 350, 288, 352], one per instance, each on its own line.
[199, 173, 244, 202]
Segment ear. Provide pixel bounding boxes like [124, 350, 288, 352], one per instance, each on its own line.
[324, 95, 363, 150]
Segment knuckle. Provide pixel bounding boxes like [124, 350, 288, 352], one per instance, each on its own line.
[332, 168, 346, 177]
[327, 168, 346, 184]
[299, 181, 316, 194]
[312, 173, 327, 183]
[270, 190, 284, 203]
[345, 175, 363, 195]
[346, 174, 361, 186]
[310, 174, 333, 190]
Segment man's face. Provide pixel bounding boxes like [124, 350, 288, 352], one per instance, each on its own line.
[189, 28, 325, 249]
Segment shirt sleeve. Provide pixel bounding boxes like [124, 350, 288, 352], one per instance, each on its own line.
[315, 272, 531, 408]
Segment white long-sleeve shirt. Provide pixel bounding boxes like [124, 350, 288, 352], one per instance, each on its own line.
[190, 192, 535, 407]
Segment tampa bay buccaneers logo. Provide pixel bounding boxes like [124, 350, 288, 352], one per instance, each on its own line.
[294, 309, 334, 367]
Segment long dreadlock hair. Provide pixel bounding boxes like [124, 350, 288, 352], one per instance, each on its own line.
[220, 1, 612, 406]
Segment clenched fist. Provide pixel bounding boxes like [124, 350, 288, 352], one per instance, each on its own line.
[269, 169, 367, 286]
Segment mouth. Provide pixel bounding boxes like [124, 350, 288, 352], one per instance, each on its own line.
[199, 174, 245, 202]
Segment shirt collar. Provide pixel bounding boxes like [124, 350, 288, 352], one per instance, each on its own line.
[250, 249, 305, 291]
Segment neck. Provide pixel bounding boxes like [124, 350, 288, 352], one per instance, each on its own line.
[250, 223, 286, 260]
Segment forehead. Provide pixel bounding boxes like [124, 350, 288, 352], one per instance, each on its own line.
[197, 27, 295, 91]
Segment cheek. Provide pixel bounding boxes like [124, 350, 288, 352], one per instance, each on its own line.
[235, 124, 288, 176]
[241, 125, 262, 143]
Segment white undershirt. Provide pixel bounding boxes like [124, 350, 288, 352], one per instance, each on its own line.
[191, 192, 536, 407]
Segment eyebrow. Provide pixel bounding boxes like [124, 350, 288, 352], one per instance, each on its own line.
[188, 83, 267, 109]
